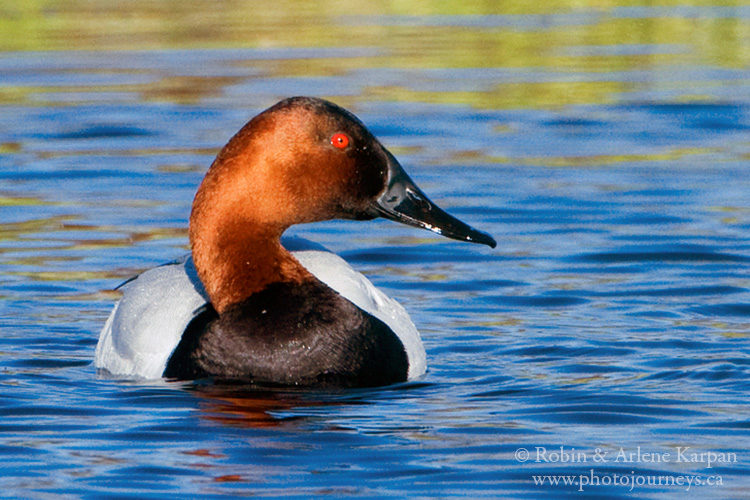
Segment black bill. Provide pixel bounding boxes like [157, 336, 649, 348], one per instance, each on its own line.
[368, 150, 496, 248]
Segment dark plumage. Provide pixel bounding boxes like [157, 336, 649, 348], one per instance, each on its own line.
[165, 279, 408, 387]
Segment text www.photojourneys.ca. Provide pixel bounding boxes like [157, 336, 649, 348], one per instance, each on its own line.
[532, 469, 723, 492]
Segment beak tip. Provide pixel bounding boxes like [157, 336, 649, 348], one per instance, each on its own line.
[471, 232, 497, 249]
[373, 151, 497, 250]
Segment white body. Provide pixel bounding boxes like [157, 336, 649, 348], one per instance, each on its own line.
[95, 238, 426, 381]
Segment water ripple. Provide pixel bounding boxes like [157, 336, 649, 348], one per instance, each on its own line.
[572, 247, 749, 264]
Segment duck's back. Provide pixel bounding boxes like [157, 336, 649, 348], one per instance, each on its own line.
[94, 256, 208, 379]
[94, 239, 426, 382]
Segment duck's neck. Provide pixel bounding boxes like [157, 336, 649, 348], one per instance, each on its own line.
[188, 128, 317, 314]
[190, 216, 311, 315]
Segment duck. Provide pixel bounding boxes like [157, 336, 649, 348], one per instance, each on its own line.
[95, 96, 496, 387]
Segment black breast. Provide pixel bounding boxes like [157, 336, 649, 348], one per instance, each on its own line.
[163, 280, 408, 387]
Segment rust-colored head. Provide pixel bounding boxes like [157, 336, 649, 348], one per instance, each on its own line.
[190, 97, 495, 312]
[192, 97, 387, 234]
[190, 97, 389, 311]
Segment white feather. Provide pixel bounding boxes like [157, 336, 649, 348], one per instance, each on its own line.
[95, 238, 426, 380]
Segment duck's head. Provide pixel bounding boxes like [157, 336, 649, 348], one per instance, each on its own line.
[190, 97, 495, 311]
[192, 96, 495, 245]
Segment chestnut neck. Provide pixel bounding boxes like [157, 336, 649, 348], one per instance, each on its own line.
[191, 219, 312, 314]
[189, 160, 313, 314]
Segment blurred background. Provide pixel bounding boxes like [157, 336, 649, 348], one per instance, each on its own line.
[1, 1, 747, 109]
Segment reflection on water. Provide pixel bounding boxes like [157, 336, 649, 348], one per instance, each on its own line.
[0, 0, 748, 497]
[191, 384, 354, 429]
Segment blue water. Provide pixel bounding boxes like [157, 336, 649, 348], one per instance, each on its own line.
[1, 6, 749, 498]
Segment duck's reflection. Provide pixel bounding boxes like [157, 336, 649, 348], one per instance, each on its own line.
[186, 380, 429, 429]
[188, 382, 357, 429]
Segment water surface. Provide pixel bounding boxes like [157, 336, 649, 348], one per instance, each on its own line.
[0, 1, 748, 498]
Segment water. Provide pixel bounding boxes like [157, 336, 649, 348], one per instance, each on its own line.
[1, 2, 748, 498]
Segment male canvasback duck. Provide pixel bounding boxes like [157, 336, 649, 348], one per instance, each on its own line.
[95, 96, 495, 387]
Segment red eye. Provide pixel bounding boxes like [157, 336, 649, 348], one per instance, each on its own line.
[331, 133, 349, 149]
